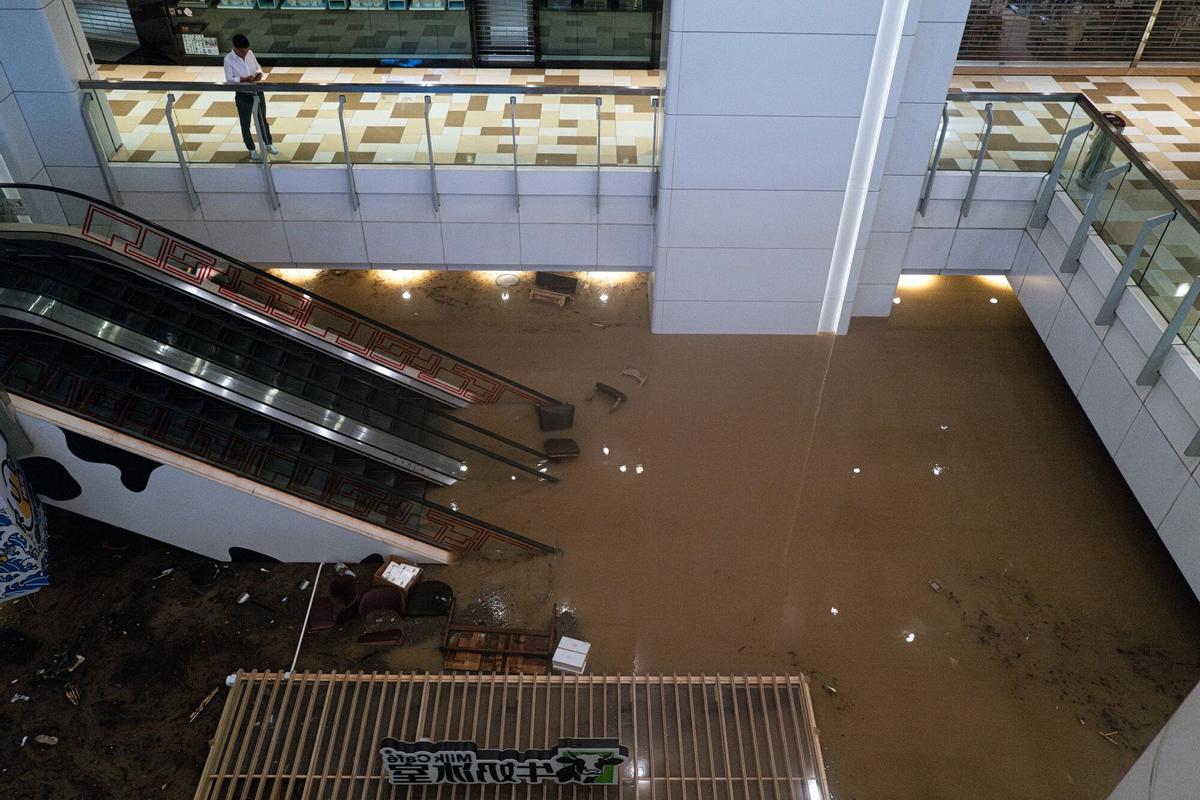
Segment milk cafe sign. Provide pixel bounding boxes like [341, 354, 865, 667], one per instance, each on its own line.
[379, 738, 629, 786]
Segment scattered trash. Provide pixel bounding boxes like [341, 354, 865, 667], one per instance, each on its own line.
[590, 322, 608, 329]
[588, 382, 626, 412]
[66, 654, 85, 673]
[33, 735, 58, 747]
[620, 366, 648, 386]
[18, 736, 26, 748]
[258, 567, 270, 574]
[151, 568, 174, 582]
[931, 464, 946, 477]
[188, 688, 220, 724]
[1100, 730, 1120, 746]
[298, 580, 311, 592]
[65, 684, 81, 707]
[236, 593, 277, 613]
[35, 651, 85, 684]
[236, 592, 251, 605]
[823, 684, 838, 695]
[333, 563, 356, 578]
[9, 693, 29, 703]
[928, 579, 944, 593]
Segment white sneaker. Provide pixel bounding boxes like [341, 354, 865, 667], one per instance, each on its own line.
[267, 144, 279, 155]
[249, 150, 262, 162]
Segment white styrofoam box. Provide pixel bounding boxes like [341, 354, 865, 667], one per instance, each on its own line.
[552, 649, 587, 674]
[655, 299, 822, 334]
[597, 225, 653, 269]
[1103, 318, 1154, 401]
[440, 222, 521, 266]
[1158, 478, 1200, 598]
[902, 227, 953, 271]
[284, 220, 367, 264]
[673, 31, 874, 118]
[660, 247, 832, 303]
[518, 223, 598, 267]
[14, 89, 96, 168]
[680, 0, 885, 35]
[557, 636, 590, 655]
[861, 231, 909, 284]
[362, 221, 445, 265]
[1017, 244, 1067, 340]
[1045, 296, 1102, 394]
[1077, 347, 1141, 455]
[851, 283, 898, 317]
[663, 189, 842, 251]
[947, 228, 1022, 271]
[1146, 380, 1200, 472]
[277, 192, 360, 222]
[668, 114, 856, 192]
[1114, 407, 1192, 527]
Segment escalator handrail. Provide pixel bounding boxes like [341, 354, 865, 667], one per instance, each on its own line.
[0, 182, 563, 407]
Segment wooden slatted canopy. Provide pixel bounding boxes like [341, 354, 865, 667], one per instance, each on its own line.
[193, 671, 830, 800]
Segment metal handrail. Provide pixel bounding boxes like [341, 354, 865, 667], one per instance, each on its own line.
[948, 90, 1200, 234]
[78, 79, 659, 97]
[0, 181, 563, 406]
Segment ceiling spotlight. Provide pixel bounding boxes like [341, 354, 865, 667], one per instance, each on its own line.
[634, 464, 644, 474]
[830, 607, 839, 616]
[599, 293, 609, 303]
[459, 464, 468, 473]
[851, 467, 861, 475]
[892, 297, 901, 305]
[988, 297, 998, 304]
[501, 291, 510, 302]
[619, 464, 627, 473]
[905, 632, 916, 643]
[401, 289, 412, 300]
[602, 446, 609, 456]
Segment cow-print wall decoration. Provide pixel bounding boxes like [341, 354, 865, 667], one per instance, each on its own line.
[61, 429, 162, 492]
[16, 457, 82, 502]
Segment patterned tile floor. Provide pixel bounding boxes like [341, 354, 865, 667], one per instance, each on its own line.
[96, 64, 660, 167]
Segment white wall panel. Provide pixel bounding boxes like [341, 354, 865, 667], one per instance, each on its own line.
[1077, 348, 1141, 455]
[1115, 407, 1191, 527]
[284, 220, 368, 264]
[1044, 296, 1101, 394]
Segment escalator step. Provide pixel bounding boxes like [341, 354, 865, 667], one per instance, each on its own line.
[274, 433, 305, 452]
[364, 467, 397, 488]
[332, 456, 366, 476]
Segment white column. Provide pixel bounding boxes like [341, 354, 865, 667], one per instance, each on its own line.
[651, 0, 968, 334]
[0, 0, 113, 196]
[853, 0, 971, 318]
[1108, 679, 1200, 799]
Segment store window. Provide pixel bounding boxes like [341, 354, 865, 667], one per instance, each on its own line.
[534, 0, 659, 64]
[958, 1, 1158, 63]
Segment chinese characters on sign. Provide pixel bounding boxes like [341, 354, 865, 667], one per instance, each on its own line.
[379, 739, 629, 786]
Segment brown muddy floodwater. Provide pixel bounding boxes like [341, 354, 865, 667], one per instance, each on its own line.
[4, 271, 1199, 800]
[289, 269, 1200, 799]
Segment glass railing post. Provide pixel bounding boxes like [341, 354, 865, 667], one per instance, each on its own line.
[960, 102, 993, 218]
[918, 103, 949, 217]
[1137, 279, 1200, 386]
[1096, 211, 1175, 325]
[336, 95, 359, 211]
[1061, 163, 1130, 273]
[595, 96, 603, 212]
[423, 95, 440, 212]
[651, 96, 660, 214]
[1030, 122, 1094, 228]
[80, 91, 122, 206]
[251, 93, 279, 210]
[165, 93, 201, 211]
[509, 96, 520, 212]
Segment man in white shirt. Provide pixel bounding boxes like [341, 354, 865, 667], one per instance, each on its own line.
[224, 34, 278, 161]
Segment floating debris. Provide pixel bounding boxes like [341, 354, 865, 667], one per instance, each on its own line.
[9, 694, 29, 703]
[928, 579, 944, 593]
[620, 366, 648, 386]
[33, 735, 58, 747]
[188, 688, 220, 724]
[65, 684, 81, 707]
[151, 568, 174, 582]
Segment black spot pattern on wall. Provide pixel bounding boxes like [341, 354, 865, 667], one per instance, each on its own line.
[60, 429, 162, 493]
[228, 547, 281, 563]
[17, 457, 82, 502]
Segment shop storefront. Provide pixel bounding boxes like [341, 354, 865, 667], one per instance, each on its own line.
[80, 0, 661, 68]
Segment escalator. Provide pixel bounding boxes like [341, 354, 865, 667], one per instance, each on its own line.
[0, 184, 562, 557]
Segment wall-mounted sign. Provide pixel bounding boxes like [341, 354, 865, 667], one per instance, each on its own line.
[379, 738, 628, 786]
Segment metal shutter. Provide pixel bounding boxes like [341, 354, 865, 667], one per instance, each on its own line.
[1140, 1, 1200, 62]
[958, 1, 1158, 63]
[71, 0, 138, 45]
